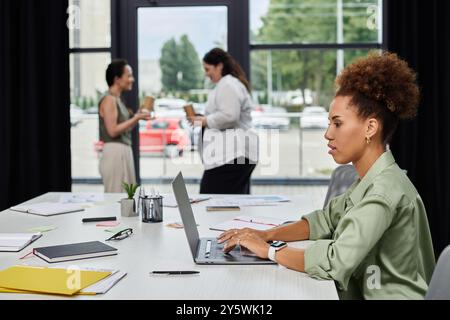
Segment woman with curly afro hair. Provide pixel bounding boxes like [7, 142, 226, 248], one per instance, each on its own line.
[217, 52, 436, 300]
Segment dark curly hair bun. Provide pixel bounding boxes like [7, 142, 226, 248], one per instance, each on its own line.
[336, 51, 419, 120]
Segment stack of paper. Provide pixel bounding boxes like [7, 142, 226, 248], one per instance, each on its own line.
[79, 268, 127, 294]
[210, 215, 289, 231]
[0, 265, 126, 296]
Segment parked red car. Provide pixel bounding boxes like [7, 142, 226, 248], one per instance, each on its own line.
[94, 117, 190, 157]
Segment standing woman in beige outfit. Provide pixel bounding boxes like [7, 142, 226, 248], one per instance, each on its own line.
[98, 59, 150, 192]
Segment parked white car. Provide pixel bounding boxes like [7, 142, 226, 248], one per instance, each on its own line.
[252, 106, 290, 130]
[290, 93, 313, 105]
[154, 98, 186, 110]
[300, 106, 329, 129]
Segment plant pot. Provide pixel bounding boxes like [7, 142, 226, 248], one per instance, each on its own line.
[121, 198, 137, 217]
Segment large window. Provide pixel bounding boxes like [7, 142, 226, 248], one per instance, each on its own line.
[69, 0, 111, 181]
[249, 0, 383, 178]
[69, 0, 384, 185]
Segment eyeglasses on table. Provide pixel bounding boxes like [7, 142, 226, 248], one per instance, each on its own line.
[105, 228, 133, 241]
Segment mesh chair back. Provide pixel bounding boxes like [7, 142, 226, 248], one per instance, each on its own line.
[323, 165, 358, 208]
[426, 245, 450, 300]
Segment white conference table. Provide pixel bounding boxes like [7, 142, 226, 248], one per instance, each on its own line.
[0, 192, 338, 300]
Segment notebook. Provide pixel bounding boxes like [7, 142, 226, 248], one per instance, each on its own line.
[0, 265, 111, 296]
[0, 233, 42, 252]
[33, 241, 118, 263]
[210, 215, 288, 231]
[10, 202, 84, 216]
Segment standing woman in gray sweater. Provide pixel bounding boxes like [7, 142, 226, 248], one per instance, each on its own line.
[188, 48, 258, 194]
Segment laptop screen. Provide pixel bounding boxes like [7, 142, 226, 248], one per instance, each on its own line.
[171, 172, 200, 259]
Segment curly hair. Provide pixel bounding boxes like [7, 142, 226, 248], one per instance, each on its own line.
[335, 51, 420, 144]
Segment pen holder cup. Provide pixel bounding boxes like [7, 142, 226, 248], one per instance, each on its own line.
[141, 196, 163, 223]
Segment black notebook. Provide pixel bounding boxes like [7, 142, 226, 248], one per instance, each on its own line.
[33, 241, 118, 263]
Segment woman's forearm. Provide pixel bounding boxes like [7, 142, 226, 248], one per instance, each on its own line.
[265, 219, 310, 242]
[275, 247, 306, 272]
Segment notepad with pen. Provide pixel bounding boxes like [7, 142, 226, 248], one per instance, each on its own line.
[209, 215, 288, 231]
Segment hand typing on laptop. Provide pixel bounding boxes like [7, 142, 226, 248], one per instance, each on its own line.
[172, 172, 276, 265]
[217, 228, 270, 259]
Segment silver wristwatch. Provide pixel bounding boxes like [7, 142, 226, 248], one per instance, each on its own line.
[268, 241, 287, 262]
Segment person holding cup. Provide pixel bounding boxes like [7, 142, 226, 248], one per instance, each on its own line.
[98, 59, 151, 193]
[187, 48, 258, 194]
[142, 95, 155, 118]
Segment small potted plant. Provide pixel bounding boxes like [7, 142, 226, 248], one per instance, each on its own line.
[121, 182, 139, 217]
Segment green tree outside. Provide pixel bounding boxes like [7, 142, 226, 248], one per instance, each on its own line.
[160, 38, 179, 92]
[177, 35, 203, 91]
[251, 0, 378, 109]
[159, 35, 203, 93]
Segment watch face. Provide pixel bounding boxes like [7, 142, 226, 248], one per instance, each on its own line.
[271, 241, 287, 248]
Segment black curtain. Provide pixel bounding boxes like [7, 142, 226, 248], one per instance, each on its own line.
[0, 0, 71, 211]
[387, 0, 450, 256]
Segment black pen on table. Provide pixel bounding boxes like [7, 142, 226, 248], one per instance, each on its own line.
[82, 216, 117, 223]
[150, 271, 200, 275]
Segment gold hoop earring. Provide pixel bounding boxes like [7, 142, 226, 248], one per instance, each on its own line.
[366, 136, 371, 145]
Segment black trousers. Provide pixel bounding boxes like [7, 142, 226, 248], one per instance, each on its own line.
[200, 158, 256, 194]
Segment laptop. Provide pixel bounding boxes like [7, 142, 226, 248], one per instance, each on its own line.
[172, 172, 275, 265]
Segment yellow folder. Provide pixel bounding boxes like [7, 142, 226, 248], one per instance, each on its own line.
[0, 265, 111, 296]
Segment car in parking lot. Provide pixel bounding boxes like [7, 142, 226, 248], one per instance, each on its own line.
[300, 106, 329, 129]
[252, 106, 290, 130]
[94, 117, 189, 158]
[154, 98, 186, 111]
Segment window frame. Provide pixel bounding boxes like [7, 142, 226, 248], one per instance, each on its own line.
[69, 0, 112, 184]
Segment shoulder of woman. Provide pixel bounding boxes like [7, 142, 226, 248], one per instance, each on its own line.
[101, 94, 116, 102]
[100, 95, 118, 112]
[218, 75, 241, 91]
[366, 168, 416, 209]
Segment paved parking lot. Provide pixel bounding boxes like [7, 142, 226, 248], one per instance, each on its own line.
[71, 116, 338, 180]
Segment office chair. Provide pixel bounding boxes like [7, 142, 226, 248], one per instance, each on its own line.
[425, 245, 450, 300]
[323, 164, 359, 208]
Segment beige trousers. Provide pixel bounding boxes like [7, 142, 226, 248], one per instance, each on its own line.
[99, 142, 136, 193]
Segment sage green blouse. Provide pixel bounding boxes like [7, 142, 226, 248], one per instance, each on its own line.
[303, 151, 435, 300]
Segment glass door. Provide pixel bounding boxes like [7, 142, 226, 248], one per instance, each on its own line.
[136, 5, 228, 179]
